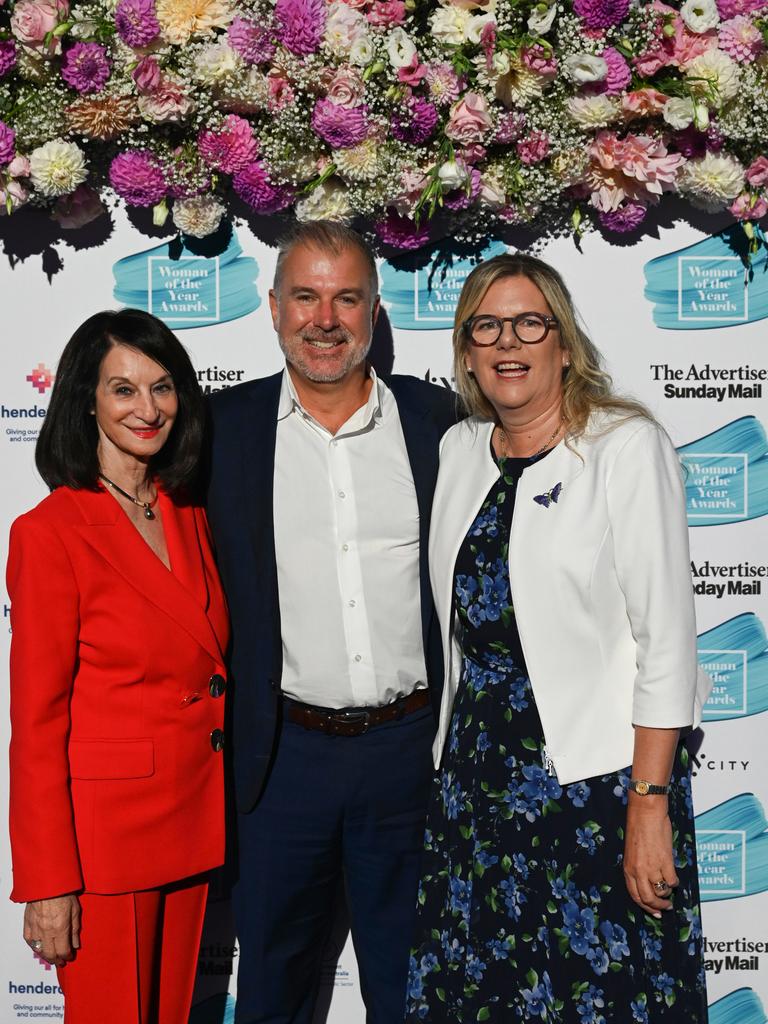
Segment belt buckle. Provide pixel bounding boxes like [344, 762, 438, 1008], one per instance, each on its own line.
[339, 709, 370, 735]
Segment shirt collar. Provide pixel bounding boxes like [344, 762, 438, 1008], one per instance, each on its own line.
[277, 366, 384, 430]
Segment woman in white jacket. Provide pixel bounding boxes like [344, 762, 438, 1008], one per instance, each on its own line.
[405, 254, 710, 1023]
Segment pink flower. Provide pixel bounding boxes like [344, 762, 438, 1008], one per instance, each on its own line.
[367, 0, 405, 27]
[375, 210, 430, 250]
[397, 52, 427, 85]
[460, 143, 487, 165]
[592, 46, 630, 95]
[132, 55, 162, 93]
[0, 120, 15, 166]
[0, 39, 17, 77]
[599, 202, 647, 232]
[275, 0, 325, 56]
[480, 20, 496, 68]
[51, 184, 106, 228]
[0, 177, 29, 213]
[10, 0, 69, 51]
[424, 62, 460, 106]
[60, 42, 111, 94]
[114, 0, 159, 48]
[573, 0, 629, 29]
[228, 16, 276, 64]
[199, 114, 259, 174]
[267, 73, 295, 112]
[621, 88, 669, 118]
[587, 130, 684, 212]
[494, 111, 526, 144]
[445, 92, 492, 145]
[326, 67, 366, 107]
[719, 15, 765, 62]
[313, 97, 369, 147]
[729, 192, 768, 220]
[521, 44, 557, 77]
[137, 74, 194, 123]
[516, 130, 550, 165]
[746, 157, 768, 187]
[109, 150, 166, 206]
[716, 0, 764, 17]
[233, 160, 293, 212]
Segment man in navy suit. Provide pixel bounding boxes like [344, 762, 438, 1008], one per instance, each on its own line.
[207, 221, 457, 1024]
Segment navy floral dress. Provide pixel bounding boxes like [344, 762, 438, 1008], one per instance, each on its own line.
[406, 454, 707, 1023]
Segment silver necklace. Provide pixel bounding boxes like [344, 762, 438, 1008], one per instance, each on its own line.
[498, 421, 562, 460]
[99, 473, 158, 520]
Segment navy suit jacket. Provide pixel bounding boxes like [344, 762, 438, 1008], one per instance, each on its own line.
[207, 372, 458, 814]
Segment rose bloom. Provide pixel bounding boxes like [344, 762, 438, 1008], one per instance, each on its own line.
[367, 0, 405, 27]
[326, 66, 365, 106]
[138, 74, 194, 123]
[11, 0, 69, 51]
[745, 156, 768, 187]
[445, 92, 492, 144]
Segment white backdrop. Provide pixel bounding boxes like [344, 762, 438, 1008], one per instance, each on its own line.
[1, 210, 766, 1024]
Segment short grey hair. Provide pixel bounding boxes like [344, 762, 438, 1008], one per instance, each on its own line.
[273, 221, 379, 305]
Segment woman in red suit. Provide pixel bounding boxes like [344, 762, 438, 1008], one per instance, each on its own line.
[7, 309, 229, 1023]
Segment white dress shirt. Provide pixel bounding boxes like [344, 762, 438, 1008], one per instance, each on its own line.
[273, 368, 428, 709]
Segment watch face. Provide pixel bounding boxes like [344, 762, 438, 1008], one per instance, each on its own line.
[635, 780, 650, 795]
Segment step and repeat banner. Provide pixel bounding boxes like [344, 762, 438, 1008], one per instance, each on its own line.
[1, 212, 767, 1024]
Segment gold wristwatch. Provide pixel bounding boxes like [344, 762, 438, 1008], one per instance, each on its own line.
[628, 779, 670, 796]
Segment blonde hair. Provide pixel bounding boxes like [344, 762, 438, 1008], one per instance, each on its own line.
[453, 253, 651, 439]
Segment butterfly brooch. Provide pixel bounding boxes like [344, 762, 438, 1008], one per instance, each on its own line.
[533, 482, 562, 509]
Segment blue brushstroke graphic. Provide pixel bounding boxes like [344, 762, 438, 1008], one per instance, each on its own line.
[644, 226, 768, 330]
[699, 614, 768, 721]
[709, 988, 767, 1024]
[113, 227, 260, 330]
[695, 793, 768, 901]
[380, 239, 507, 330]
[677, 416, 768, 525]
[189, 992, 235, 1024]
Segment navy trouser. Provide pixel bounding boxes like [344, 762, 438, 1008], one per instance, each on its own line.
[233, 703, 435, 1024]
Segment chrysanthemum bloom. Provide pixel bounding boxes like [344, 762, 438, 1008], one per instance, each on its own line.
[375, 210, 429, 250]
[109, 150, 166, 206]
[334, 139, 379, 181]
[592, 47, 631, 95]
[233, 160, 292, 212]
[0, 121, 16, 166]
[173, 194, 227, 236]
[29, 139, 88, 197]
[678, 151, 744, 210]
[312, 98, 369, 148]
[719, 15, 764, 61]
[599, 202, 647, 232]
[228, 16, 276, 63]
[391, 96, 438, 144]
[516, 130, 550, 165]
[572, 0, 630, 30]
[295, 179, 353, 223]
[424, 62, 461, 106]
[198, 115, 258, 174]
[495, 56, 544, 108]
[114, 0, 160, 47]
[621, 88, 669, 119]
[566, 94, 622, 128]
[0, 40, 18, 78]
[155, 0, 233, 46]
[587, 130, 684, 211]
[274, 0, 325, 55]
[61, 42, 111, 94]
[685, 48, 740, 104]
[67, 95, 139, 140]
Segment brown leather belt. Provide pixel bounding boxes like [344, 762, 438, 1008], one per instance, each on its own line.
[283, 688, 430, 737]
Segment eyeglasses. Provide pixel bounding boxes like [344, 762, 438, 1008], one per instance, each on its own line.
[463, 312, 559, 347]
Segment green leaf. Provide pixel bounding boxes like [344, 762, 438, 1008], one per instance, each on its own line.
[521, 737, 538, 751]
[477, 1008, 491, 1021]
[436, 988, 446, 1002]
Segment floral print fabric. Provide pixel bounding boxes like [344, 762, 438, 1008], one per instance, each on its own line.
[406, 456, 707, 1023]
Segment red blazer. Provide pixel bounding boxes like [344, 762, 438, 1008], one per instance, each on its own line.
[7, 485, 230, 903]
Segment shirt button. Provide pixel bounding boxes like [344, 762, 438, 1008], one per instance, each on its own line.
[354, 654, 362, 663]
[342, 543, 349, 552]
[338, 490, 346, 499]
[348, 599, 356, 607]
[210, 729, 225, 752]
[209, 673, 226, 698]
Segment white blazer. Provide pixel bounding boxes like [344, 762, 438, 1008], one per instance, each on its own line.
[430, 411, 712, 786]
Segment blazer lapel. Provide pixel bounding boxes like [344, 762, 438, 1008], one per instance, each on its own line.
[70, 488, 224, 663]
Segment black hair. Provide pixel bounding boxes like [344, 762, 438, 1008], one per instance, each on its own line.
[35, 309, 205, 499]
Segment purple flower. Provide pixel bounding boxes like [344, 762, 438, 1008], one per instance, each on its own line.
[494, 111, 526, 144]
[375, 211, 430, 251]
[716, 0, 764, 16]
[672, 126, 707, 159]
[592, 47, 631, 95]
[572, 0, 630, 29]
[109, 150, 166, 206]
[312, 98, 369, 148]
[599, 203, 647, 232]
[391, 96, 438, 145]
[114, 0, 160, 48]
[228, 17, 276, 64]
[0, 40, 18, 78]
[61, 42, 111, 94]
[274, 0, 325, 56]
[444, 167, 481, 210]
[233, 160, 293, 213]
[516, 130, 550, 165]
[0, 121, 16, 166]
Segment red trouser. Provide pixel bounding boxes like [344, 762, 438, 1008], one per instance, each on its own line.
[57, 877, 208, 1024]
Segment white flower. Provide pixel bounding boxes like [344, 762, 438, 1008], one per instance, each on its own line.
[495, 55, 543, 107]
[29, 140, 88, 198]
[566, 94, 621, 127]
[678, 152, 744, 211]
[685, 48, 740, 105]
[479, 172, 505, 207]
[465, 12, 496, 44]
[334, 140, 379, 181]
[429, 6, 472, 45]
[349, 34, 374, 66]
[172, 195, 227, 237]
[295, 179, 353, 223]
[663, 96, 695, 129]
[564, 53, 608, 84]
[527, 2, 556, 35]
[437, 159, 468, 191]
[324, 2, 368, 57]
[194, 42, 242, 85]
[386, 26, 417, 68]
[680, 0, 719, 34]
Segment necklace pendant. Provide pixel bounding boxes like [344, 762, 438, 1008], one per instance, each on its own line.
[144, 506, 155, 520]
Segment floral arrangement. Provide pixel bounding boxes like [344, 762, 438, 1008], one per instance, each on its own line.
[0, 0, 767, 249]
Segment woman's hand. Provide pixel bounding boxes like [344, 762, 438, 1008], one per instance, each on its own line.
[623, 797, 678, 917]
[23, 895, 81, 967]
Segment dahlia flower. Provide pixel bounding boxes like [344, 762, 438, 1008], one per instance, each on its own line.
[227, 17, 276, 64]
[109, 150, 166, 206]
[232, 160, 292, 212]
[60, 42, 111, 94]
[172, 194, 226, 236]
[312, 98, 369, 148]
[274, 0, 325, 55]
[678, 151, 744, 210]
[29, 139, 88, 197]
[587, 131, 684, 211]
[198, 115, 258, 174]
[114, 0, 160, 47]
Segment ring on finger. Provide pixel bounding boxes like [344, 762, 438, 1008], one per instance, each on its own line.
[653, 879, 670, 894]
[30, 939, 43, 951]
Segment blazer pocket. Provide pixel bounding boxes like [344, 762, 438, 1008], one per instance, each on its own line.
[69, 738, 155, 780]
